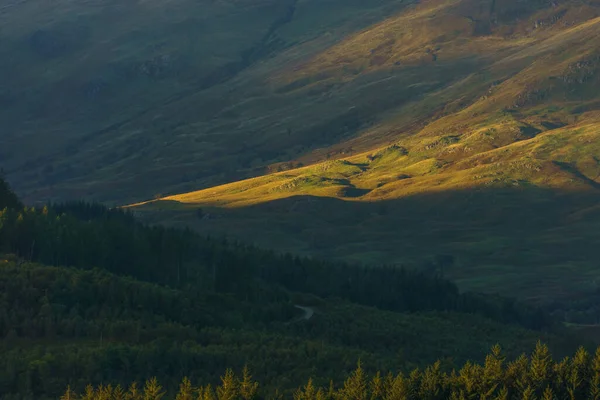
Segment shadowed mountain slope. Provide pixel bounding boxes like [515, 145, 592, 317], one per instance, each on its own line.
[1, 0, 415, 203]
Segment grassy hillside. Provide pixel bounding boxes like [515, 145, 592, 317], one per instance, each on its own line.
[129, 0, 600, 302]
[131, 113, 600, 301]
[5, 0, 600, 206]
[1, 0, 418, 203]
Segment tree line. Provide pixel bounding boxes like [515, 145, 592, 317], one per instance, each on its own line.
[63, 343, 600, 400]
[0, 178, 552, 330]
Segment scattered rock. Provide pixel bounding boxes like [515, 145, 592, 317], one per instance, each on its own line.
[561, 55, 600, 85]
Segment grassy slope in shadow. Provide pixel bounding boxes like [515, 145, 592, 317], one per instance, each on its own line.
[133, 186, 600, 303]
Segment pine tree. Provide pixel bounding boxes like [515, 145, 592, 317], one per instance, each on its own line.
[384, 373, 407, 400]
[566, 347, 589, 400]
[458, 361, 479, 397]
[383, 373, 395, 397]
[574, 346, 591, 392]
[143, 377, 165, 400]
[114, 385, 126, 400]
[61, 385, 78, 400]
[204, 385, 217, 400]
[327, 380, 336, 400]
[508, 354, 530, 395]
[81, 384, 95, 400]
[494, 386, 509, 400]
[590, 347, 600, 400]
[127, 382, 143, 400]
[530, 342, 552, 391]
[217, 369, 239, 400]
[566, 366, 581, 400]
[541, 386, 554, 400]
[177, 377, 195, 400]
[240, 366, 259, 400]
[97, 384, 114, 400]
[419, 361, 443, 400]
[449, 389, 467, 400]
[407, 369, 421, 400]
[553, 357, 568, 385]
[370, 372, 384, 400]
[522, 386, 537, 400]
[483, 344, 505, 396]
[56, 342, 600, 400]
[295, 378, 317, 400]
[341, 362, 368, 400]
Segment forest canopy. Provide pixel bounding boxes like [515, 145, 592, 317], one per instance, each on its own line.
[0, 177, 590, 400]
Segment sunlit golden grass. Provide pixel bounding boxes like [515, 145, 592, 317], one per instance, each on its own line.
[134, 111, 600, 210]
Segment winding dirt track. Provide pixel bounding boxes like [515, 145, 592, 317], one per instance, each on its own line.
[294, 305, 315, 321]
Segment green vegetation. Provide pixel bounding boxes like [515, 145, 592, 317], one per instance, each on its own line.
[0, 177, 591, 400]
[0, 175, 22, 210]
[0, 181, 557, 329]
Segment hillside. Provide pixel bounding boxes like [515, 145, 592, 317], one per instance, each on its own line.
[131, 124, 600, 301]
[1, 0, 416, 203]
[129, 0, 600, 302]
[4, 0, 600, 205]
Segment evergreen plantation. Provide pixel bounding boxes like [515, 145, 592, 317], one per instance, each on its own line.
[0, 178, 553, 329]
